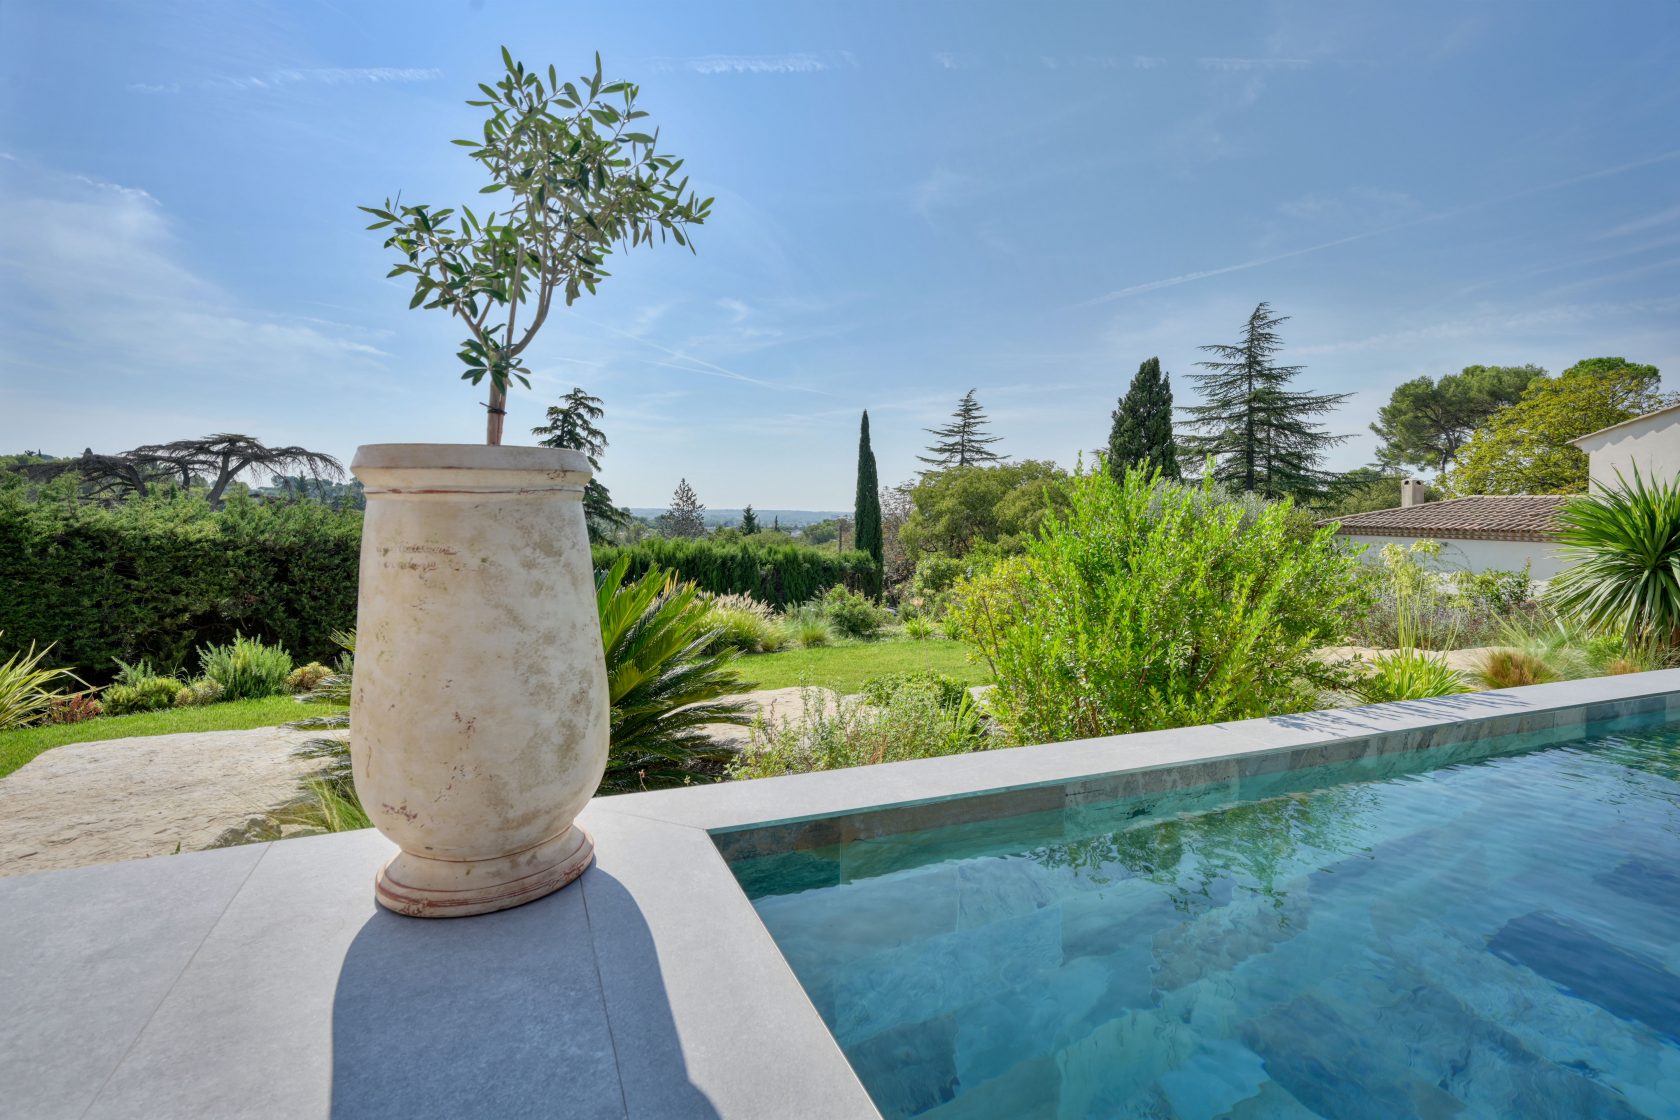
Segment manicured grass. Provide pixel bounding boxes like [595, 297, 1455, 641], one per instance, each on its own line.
[736, 636, 992, 694]
[0, 695, 346, 780]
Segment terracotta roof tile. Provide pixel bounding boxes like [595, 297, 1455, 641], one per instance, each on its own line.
[1320, 494, 1570, 542]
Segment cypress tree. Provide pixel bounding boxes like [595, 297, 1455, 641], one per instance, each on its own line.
[1107, 357, 1181, 481]
[1180, 303, 1350, 501]
[854, 411, 883, 590]
[739, 505, 760, 535]
[918, 389, 1005, 470]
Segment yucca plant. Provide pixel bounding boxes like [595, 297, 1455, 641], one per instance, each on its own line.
[1549, 467, 1680, 651]
[597, 556, 751, 791]
[0, 635, 83, 730]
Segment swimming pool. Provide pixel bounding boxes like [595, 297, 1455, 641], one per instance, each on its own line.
[734, 712, 1680, 1118]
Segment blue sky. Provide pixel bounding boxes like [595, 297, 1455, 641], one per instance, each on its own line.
[3, 1, 1678, 508]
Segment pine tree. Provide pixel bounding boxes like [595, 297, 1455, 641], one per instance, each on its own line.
[739, 505, 760, 535]
[1107, 357, 1181, 481]
[532, 387, 629, 542]
[659, 478, 706, 539]
[854, 411, 884, 592]
[918, 389, 1005, 470]
[1180, 303, 1350, 501]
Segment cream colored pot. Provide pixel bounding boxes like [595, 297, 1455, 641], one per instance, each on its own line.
[349, 444, 609, 917]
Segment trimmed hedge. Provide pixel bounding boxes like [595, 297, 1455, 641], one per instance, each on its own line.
[592, 538, 877, 608]
[0, 490, 360, 681]
[0, 488, 879, 680]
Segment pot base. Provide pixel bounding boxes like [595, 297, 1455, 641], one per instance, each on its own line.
[373, 825, 594, 918]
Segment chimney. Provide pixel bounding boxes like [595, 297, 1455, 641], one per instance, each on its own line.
[1399, 478, 1426, 508]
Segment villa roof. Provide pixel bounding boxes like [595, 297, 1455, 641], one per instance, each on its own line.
[1322, 494, 1571, 543]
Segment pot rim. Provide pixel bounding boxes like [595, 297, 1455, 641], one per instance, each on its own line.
[352, 443, 591, 474]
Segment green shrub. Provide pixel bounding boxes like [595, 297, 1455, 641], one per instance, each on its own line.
[783, 606, 833, 648]
[951, 467, 1366, 744]
[198, 635, 294, 701]
[173, 678, 226, 707]
[703, 607, 784, 653]
[861, 670, 967, 711]
[104, 675, 184, 715]
[1549, 467, 1680, 649]
[1353, 650, 1471, 702]
[0, 636, 82, 729]
[732, 684, 990, 778]
[0, 489, 361, 680]
[286, 662, 333, 693]
[819, 585, 888, 640]
[592, 537, 877, 609]
[1450, 566, 1532, 614]
[903, 615, 935, 641]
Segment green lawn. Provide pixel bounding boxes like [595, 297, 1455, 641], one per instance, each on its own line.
[736, 636, 992, 694]
[0, 695, 346, 780]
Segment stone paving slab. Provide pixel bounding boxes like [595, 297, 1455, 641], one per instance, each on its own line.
[0, 724, 325, 878]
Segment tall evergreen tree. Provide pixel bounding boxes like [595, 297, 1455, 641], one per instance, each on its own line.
[1181, 303, 1350, 501]
[854, 411, 884, 593]
[532, 387, 629, 542]
[739, 505, 760, 535]
[1107, 357, 1181, 480]
[918, 389, 1005, 470]
[659, 478, 707, 539]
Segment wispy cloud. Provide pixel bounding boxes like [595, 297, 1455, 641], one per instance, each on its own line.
[129, 66, 441, 94]
[1132, 56, 1168, 70]
[1084, 148, 1680, 304]
[0, 160, 389, 449]
[1198, 57, 1312, 72]
[1597, 203, 1680, 240]
[657, 52, 854, 76]
[1295, 297, 1680, 356]
[931, 52, 979, 70]
[565, 311, 833, 397]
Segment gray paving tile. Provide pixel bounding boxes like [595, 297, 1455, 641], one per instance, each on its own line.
[86, 828, 625, 1120]
[0, 842, 266, 1120]
[581, 807, 880, 1119]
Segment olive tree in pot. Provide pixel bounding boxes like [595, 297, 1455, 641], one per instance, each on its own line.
[353, 48, 710, 917]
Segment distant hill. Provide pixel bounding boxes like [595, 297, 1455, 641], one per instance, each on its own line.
[625, 508, 846, 528]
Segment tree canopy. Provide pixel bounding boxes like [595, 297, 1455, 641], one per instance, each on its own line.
[1446, 357, 1669, 495]
[1371, 364, 1543, 473]
[1108, 357, 1180, 481]
[361, 48, 711, 443]
[1180, 303, 1349, 501]
[919, 389, 1005, 470]
[899, 460, 1068, 559]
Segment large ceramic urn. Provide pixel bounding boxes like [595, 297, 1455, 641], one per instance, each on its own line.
[349, 444, 609, 917]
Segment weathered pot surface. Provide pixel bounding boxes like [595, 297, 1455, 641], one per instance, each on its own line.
[349, 443, 610, 917]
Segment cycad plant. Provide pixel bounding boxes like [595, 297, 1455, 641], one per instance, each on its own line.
[1549, 468, 1680, 651]
[596, 556, 750, 791]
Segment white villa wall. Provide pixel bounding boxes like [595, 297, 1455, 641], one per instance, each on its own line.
[1342, 534, 1568, 582]
[1577, 408, 1680, 488]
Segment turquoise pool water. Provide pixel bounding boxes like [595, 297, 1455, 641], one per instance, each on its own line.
[735, 715, 1680, 1118]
